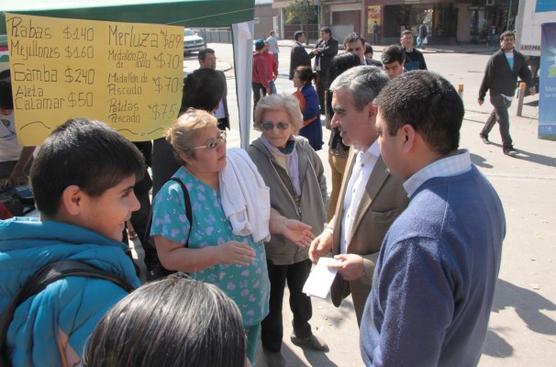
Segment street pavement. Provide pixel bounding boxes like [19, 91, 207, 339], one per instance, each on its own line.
[200, 42, 555, 367]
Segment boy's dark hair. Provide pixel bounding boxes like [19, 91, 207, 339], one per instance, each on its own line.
[375, 70, 464, 155]
[0, 81, 13, 110]
[400, 29, 413, 37]
[295, 65, 316, 83]
[329, 52, 361, 82]
[365, 43, 374, 55]
[320, 26, 332, 35]
[85, 274, 246, 367]
[197, 48, 215, 62]
[381, 45, 405, 65]
[294, 31, 304, 41]
[343, 32, 365, 46]
[30, 119, 145, 218]
[499, 30, 515, 41]
[180, 68, 225, 114]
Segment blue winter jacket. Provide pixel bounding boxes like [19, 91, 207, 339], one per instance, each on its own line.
[0, 217, 141, 367]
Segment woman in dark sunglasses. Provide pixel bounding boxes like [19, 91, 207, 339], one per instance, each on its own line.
[247, 94, 329, 365]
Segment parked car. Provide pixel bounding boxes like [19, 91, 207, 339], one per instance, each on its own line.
[184, 28, 205, 54]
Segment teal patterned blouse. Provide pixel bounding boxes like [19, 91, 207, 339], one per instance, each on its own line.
[151, 166, 270, 326]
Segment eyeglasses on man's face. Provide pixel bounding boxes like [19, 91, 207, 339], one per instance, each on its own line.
[192, 130, 226, 150]
[261, 121, 290, 131]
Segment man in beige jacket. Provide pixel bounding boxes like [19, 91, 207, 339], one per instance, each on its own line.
[309, 66, 408, 324]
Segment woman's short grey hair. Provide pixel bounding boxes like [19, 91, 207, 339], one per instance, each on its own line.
[253, 94, 304, 133]
[166, 108, 217, 163]
[329, 65, 389, 111]
[84, 274, 246, 367]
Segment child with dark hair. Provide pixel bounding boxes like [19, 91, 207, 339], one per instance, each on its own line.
[0, 118, 144, 366]
[85, 275, 247, 367]
[293, 65, 323, 150]
[381, 45, 406, 79]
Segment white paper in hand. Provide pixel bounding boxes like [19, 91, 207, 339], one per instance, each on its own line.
[302, 257, 342, 298]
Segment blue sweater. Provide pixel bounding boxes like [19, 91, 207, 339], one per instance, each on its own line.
[0, 217, 141, 367]
[361, 166, 505, 367]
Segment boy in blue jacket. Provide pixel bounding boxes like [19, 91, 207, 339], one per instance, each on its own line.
[0, 118, 144, 366]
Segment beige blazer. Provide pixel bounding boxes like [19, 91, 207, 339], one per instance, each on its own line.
[330, 149, 408, 323]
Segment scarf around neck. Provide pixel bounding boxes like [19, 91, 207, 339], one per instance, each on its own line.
[260, 135, 301, 196]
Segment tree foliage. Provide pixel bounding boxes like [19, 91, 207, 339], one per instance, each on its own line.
[284, 0, 317, 25]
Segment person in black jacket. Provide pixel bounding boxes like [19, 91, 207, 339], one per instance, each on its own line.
[478, 31, 535, 156]
[289, 31, 311, 80]
[310, 26, 338, 113]
[400, 30, 427, 71]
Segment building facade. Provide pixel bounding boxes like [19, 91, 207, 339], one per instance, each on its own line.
[273, 0, 518, 45]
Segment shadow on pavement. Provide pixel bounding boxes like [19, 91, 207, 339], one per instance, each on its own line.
[482, 278, 556, 358]
[301, 347, 338, 367]
[492, 278, 556, 335]
[482, 328, 514, 357]
[511, 148, 556, 168]
[479, 141, 556, 168]
[470, 153, 494, 169]
[257, 342, 336, 367]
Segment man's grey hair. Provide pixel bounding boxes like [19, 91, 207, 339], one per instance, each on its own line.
[329, 65, 389, 111]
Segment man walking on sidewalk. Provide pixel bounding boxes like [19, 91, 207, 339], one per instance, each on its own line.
[478, 30, 535, 156]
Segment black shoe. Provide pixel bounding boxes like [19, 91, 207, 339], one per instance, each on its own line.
[262, 349, 286, 367]
[480, 134, 490, 145]
[290, 334, 329, 352]
[503, 147, 517, 156]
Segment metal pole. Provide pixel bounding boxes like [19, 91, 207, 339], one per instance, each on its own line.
[506, 0, 513, 30]
[517, 82, 526, 117]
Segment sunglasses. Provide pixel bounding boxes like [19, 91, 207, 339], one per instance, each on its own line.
[261, 121, 290, 131]
[192, 130, 226, 150]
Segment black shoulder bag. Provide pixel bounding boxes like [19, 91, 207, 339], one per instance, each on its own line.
[0, 260, 135, 367]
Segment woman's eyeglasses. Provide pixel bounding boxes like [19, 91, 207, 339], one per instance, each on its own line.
[261, 121, 290, 131]
[192, 130, 226, 150]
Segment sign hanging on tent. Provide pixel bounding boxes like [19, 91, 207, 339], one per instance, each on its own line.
[5, 13, 184, 145]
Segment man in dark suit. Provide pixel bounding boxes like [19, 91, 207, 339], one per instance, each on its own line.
[289, 30, 310, 80]
[309, 66, 408, 324]
[478, 30, 535, 156]
[198, 48, 229, 130]
[310, 26, 338, 113]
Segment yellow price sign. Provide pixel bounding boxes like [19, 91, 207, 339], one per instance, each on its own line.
[5, 13, 184, 145]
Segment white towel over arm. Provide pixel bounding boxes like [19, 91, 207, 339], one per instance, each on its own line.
[219, 148, 271, 243]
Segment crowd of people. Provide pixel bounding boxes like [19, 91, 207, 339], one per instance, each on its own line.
[0, 26, 534, 367]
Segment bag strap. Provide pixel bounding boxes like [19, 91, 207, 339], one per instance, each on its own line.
[0, 260, 135, 367]
[168, 178, 193, 247]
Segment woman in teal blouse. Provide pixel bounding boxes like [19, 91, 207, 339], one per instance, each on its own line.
[150, 109, 313, 365]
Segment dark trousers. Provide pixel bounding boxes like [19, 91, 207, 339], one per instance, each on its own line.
[252, 82, 267, 116]
[316, 72, 329, 113]
[261, 259, 313, 352]
[481, 94, 513, 150]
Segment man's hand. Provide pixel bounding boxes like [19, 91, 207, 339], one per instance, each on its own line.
[329, 254, 365, 281]
[280, 219, 313, 248]
[308, 230, 333, 263]
[477, 98, 484, 106]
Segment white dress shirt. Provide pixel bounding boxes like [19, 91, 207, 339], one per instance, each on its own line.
[340, 141, 380, 254]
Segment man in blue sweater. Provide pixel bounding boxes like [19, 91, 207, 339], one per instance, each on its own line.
[361, 70, 505, 367]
